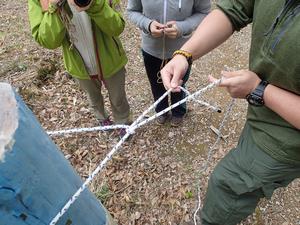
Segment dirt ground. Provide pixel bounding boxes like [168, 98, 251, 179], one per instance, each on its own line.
[0, 0, 299, 224]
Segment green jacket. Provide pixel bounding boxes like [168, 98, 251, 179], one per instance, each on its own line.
[218, 0, 300, 164]
[28, 0, 128, 79]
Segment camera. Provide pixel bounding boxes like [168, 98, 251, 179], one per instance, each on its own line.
[74, 0, 92, 7]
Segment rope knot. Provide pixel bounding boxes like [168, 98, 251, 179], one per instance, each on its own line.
[126, 127, 136, 135]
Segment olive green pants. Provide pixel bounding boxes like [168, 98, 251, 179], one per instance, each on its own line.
[201, 123, 300, 225]
[76, 67, 131, 124]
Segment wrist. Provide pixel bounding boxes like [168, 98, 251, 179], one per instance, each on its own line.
[172, 49, 193, 65]
[246, 80, 269, 106]
[148, 21, 153, 34]
[251, 78, 262, 92]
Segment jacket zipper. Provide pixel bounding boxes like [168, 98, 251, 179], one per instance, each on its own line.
[68, 42, 91, 77]
[264, 0, 293, 37]
[270, 4, 300, 51]
[263, 0, 294, 50]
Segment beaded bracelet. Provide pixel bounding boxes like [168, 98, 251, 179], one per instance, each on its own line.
[172, 50, 193, 65]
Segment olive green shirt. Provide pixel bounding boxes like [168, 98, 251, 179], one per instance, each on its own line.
[217, 0, 300, 165]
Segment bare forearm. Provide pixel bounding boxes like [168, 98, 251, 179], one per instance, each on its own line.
[181, 9, 234, 60]
[264, 85, 300, 129]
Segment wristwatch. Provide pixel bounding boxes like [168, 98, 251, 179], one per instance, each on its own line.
[246, 80, 269, 106]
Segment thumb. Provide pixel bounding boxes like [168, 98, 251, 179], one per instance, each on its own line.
[166, 21, 176, 27]
[208, 75, 219, 83]
[154, 21, 166, 29]
[208, 75, 232, 87]
[170, 69, 183, 90]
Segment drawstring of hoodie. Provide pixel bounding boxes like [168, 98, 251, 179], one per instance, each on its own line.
[156, 0, 168, 83]
[179, 0, 181, 12]
[157, 0, 182, 83]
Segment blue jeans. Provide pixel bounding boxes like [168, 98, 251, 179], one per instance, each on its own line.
[142, 50, 190, 118]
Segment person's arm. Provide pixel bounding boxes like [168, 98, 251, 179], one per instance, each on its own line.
[209, 70, 300, 129]
[126, 0, 152, 34]
[161, 9, 234, 91]
[264, 84, 300, 129]
[175, 0, 211, 37]
[85, 0, 125, 36]
[28, 0, 66, 49]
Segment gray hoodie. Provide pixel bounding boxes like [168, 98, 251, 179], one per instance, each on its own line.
[127, 0, 211, 59]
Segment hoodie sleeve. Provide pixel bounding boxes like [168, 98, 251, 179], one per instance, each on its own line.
[28, 0, 66, 49]
[126, 0, 152, 34]
[86, 0, 125, 36]
[176, 0, 211, 36]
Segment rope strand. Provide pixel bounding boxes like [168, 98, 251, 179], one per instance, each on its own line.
[48, 80, 229, 225]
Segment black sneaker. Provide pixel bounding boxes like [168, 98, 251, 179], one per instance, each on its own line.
[170, 116, 184, 127]
[156, 114, 168, 125]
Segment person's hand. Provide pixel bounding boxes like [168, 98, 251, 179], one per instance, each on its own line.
[209, 70, 261, 98]
[160, 54, 189, 92]
[49, 0, 62, 4]
[164, 21, 179, 39]
[67, 0, 92, 12]
[41, 0, 62, 12]
[149, 21, 165, 38]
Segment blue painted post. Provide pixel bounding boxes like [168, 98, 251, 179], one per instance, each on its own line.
[0, 83, 114, 225]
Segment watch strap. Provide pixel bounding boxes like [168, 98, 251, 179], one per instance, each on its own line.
[255, 80, 269, 97]
[247, 80, 269, 106]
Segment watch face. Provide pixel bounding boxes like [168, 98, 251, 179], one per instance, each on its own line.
[246, 94, 264, 106]
[246, 80, 268, 107]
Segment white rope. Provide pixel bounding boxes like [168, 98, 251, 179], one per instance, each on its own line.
[180, 87, 221, 113]
[193, 98, 236, 225]
[47, 85, 220, 137]
[49, 80, 222, 225]
[47, 124, 129, 136]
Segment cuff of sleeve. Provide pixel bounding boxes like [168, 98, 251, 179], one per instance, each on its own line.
[175, 22, 185, 37]
[142, 18, 153, 34]
[216, 1, 251, 32]
[176, 21, 193, 37]
[216, 5, 239, 31]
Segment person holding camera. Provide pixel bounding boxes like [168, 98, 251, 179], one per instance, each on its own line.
[127, 0, 211, 127]
[28, 0, 131, 137]
[161, 0, 300, 224]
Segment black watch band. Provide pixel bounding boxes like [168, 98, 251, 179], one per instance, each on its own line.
[246, 80, 269, 106]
